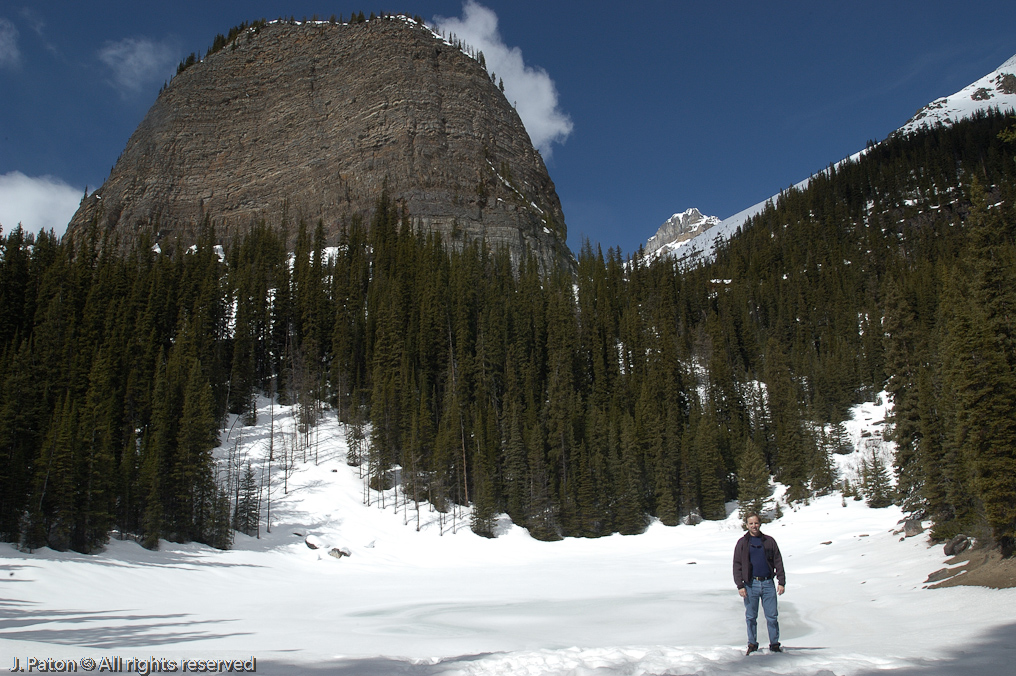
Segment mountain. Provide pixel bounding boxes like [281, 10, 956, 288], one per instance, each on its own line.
[641, 208, 720, 259]
[66, 16, 571, 270]
[642, 52, 1016, 265]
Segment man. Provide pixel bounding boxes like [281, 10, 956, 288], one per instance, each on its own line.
[732, 512, 786, 655]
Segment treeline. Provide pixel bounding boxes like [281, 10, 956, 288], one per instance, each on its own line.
[0, 192, 794, 551]
[1, 110, 1015, 554]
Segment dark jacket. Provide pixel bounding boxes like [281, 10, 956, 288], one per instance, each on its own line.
[733, 531, 786, 589]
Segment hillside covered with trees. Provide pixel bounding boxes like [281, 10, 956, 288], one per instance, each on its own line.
[1, 110, 1014, 555]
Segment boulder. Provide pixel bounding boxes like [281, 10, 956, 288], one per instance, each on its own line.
[329, 547, 352, 559]
[944, 534, 970, 557]
[924, 567, 956, 584]
[46, 524, 72, 552]
[903, 519, 924, 537]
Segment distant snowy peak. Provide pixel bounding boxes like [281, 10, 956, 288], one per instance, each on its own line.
[641, 201, 775, 267]
[897, 54, 1016, 136]
[643, 208, 721, 260]
[642, 52, 1016, 266]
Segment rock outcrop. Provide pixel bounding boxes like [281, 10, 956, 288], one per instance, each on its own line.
[67, 17, 571, 270]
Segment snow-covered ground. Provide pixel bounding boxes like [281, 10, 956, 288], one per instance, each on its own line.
[2, 398, 1014, 675]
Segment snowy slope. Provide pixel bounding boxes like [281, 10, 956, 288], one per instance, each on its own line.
[2, 397, 1014, 675]
[897, 53, 1016, 136]
[644, 53, 1016, 266]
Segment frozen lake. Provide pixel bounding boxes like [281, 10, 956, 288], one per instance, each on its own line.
[2, 400, 1013, 675]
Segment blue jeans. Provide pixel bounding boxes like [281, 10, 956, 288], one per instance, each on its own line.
[743, 578, 779, 645]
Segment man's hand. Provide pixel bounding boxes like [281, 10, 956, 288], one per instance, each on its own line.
[738, 587, 747, 598]
[777, 584, 785, 595]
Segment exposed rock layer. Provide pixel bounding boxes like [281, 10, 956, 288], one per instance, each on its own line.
[68, 17, 571, 269]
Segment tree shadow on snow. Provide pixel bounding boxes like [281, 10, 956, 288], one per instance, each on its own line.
[0, 599, 252, 648]
[850, 621, 1016, 676]
[5, 541, 268, 571]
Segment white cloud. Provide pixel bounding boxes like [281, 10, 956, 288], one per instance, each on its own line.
[433, 1, 572, 158]
[0, 18, 20, 69]
[0, 172, 82, 237]
[20, 7, 59, 56]
[98, 36, 176, 95]
[19, 8, 45, 36]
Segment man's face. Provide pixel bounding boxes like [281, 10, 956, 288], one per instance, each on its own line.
[746, 516, 761, 536]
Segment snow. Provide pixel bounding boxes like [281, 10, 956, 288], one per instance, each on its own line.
[2, 397, 1014, 675]
[830, 395, 894, 492]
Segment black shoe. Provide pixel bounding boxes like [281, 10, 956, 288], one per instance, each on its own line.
[746, 643, 759, 655]
[769, 643, 782, 653]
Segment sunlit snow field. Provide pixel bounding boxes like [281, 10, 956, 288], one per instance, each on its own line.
[2, 398, 1014, 675]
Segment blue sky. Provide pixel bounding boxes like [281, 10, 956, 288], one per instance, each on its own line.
[2, 1, 1016, 255]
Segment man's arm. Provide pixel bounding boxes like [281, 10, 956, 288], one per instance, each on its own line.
[732, 538, 746, 592]
[734, 542, 748, 598]
[771, 539, 786, 590]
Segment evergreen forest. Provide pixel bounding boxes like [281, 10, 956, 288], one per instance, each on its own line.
[1, 110, 1015, 555]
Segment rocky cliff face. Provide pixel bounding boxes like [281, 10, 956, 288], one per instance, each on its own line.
[67, 17, 572, 270]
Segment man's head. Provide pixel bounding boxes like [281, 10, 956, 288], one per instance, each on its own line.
[745, 513, 761, 536]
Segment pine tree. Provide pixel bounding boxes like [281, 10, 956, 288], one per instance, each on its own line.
[229, 296, 258, 423]
[502, 401, 530, 526]
[176, 358, 218, 543]
[696, 409, 727, 520]
[526, 415, 561, 540]
[737, 436, 771, 520]
[861, 442, 893, 509]
[25, 393, 78, 551]
[235, 460, 260, 536]
[0, 226, 33, 346]
[763, 338, 812, 503]
[810, 441, 837, 496]
[139, 352, 169, 549]
[77, 345, 119, 552]
[0, 340, 47, 542]
[882, 276, 926, 513]
[469, 401, 499, 538]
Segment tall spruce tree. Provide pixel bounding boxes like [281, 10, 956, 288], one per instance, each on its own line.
[737, 436, 771, 520]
